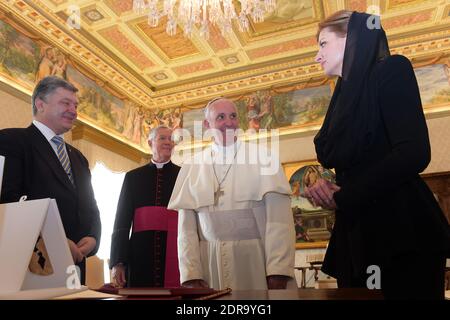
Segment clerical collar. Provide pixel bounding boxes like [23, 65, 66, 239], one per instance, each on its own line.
[211, 140, 241, 155]
[151, 158, 170, 169]
[211, 140, 241, 166]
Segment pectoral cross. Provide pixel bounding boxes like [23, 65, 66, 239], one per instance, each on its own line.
[214, 188, 225, 206]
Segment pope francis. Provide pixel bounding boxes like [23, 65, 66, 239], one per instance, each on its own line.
[168, 97, 296, 290]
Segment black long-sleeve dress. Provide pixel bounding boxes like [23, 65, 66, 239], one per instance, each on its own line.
[110, 161, 180, 287]
[315, 12, 450, 299]
[323, 55, 450, 280]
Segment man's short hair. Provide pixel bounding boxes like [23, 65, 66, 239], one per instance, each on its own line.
[148, 125, 171, 141]
[32, 76, 78, 115]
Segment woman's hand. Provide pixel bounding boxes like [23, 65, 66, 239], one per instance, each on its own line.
[304, 178, 341, 210]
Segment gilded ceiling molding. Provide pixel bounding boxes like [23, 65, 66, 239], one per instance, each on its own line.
[0, 0, 155, 107]
[65, 55, 128, 100]
[410, 53, 446, 68]
[271, 77, 330, 95]
[391, 37, 450, 59]
[152, 55, 320, 97]
[0, 9, 41, 40]
[152, 65, 325, 109]
[388, 28, 450, 47]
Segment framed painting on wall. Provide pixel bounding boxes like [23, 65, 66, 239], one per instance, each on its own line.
[283, 160, 336, 249]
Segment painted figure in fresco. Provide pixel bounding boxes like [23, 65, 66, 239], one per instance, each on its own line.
[150, 112, 161, 129]
[257, 92, 275, 129]
[171, 111, 182, 130]
[294, 215, 310, 242]
[302, 166, 320, 189]
[160, 111, 172, 128]
[36, 47, 56, 83]
[141, 109, 153, 145]
[291, 180, 301, 197]
[444, 64, 450, 86]
[246, 94, 260, 130]
[51, 52, 67, 79]
[132, 108, 144, 144]
[123, 106, 136, 139]
[152, 110, 164, 128]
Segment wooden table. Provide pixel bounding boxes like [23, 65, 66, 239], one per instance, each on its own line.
[62, 288, 383, 300]
[215, 288, 384, 300]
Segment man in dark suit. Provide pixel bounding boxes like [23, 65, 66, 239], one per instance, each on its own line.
[0, 76, 101, 284]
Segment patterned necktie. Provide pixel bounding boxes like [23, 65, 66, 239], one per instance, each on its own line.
[51, 135, 75, 185]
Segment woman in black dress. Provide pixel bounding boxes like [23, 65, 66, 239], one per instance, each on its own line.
[305, 10, 450, 299]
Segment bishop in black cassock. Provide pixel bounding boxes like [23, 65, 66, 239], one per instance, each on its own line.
[110, 126, 181, 287]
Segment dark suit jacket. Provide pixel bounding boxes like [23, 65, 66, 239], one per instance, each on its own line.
[322, 55, 450, 286]
[0, 124, 101, 281]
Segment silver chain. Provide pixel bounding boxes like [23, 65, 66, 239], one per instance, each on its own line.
[211, 143, 240, 189]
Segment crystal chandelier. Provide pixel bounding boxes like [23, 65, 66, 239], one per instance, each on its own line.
[132, 0, 276, 39]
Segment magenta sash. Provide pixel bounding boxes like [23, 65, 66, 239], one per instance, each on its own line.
[133, 206, 180, 287]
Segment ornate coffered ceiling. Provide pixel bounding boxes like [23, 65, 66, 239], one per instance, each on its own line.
[1, 0, 449, 111]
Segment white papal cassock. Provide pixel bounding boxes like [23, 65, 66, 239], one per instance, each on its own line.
[168, 140, 296, 290]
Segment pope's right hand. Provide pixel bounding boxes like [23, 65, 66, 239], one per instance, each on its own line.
[182, 279, 209, 288]
[111, 264, 127, 288]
